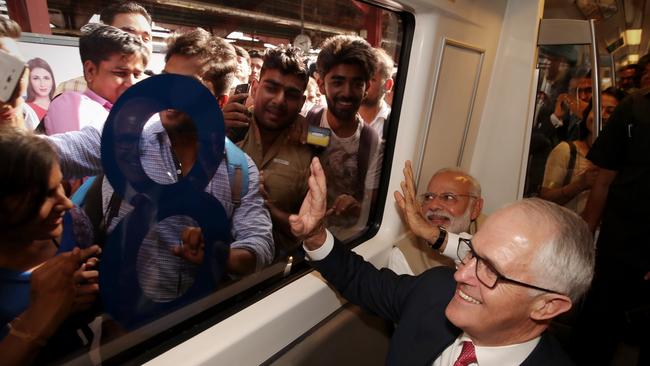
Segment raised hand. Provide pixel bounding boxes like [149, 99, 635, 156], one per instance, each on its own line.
[72, 247, 102, 312]
[171, 227, 204, 265]
[394, 161, 439, 243]
[289, 157, 327, 248]
[222, 93, 251, 130]
[327, 194, 360, 217]
[27, 245, 101, 339]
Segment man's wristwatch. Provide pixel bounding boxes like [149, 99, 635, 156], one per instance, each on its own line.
[427, 226, 447, 251]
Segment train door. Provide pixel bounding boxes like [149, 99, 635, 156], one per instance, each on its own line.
[520, 19, 600, 206]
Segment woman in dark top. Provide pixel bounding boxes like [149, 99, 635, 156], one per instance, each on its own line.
[0, 128, 101, 365]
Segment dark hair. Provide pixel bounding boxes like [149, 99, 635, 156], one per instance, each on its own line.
[248, 49, 264, 60]
[234, 45, 250, 64]
[79, 23, 149, 67]
[578, 87, 626, 140]
[0, 17, 21, 39]
[316, 35, 377, 82]
[0, 128, 58, 229]
[638, 54, 650, 74]
[602, 86, 626, 102]
[26, 58, 56, 102]
[260, 45, 309, 90]
[100, 1, 152, 26]
[165, 28, 238, 96]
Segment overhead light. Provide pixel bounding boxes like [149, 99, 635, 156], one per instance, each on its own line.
[628, 54, 639, 63]
[623, 29, 642, 45]
[226, 31, 259, 42]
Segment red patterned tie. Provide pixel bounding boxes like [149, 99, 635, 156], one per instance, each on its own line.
[453, 341, 477, 366]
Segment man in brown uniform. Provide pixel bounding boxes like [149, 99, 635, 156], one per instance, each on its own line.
[238, 45, 313, 259]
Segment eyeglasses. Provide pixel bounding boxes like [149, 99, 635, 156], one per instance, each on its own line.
[419, 192, 477, 205]
[456, 238, 564, 294]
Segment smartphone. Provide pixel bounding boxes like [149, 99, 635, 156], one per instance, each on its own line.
[0, 51, 25, 103]
[307, 125, 331, 147]
[234, 83, 250, 95]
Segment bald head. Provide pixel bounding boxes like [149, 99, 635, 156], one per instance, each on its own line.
[445, 198, 594, 345]
[507, 199, 595, 302]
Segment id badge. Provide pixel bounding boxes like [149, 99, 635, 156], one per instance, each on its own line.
[307, 125, 331, 147]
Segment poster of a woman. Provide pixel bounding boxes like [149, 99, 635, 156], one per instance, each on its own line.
[26, 58, 56, 120]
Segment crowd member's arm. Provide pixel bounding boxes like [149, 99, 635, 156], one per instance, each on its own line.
[258, 171, 294, 239]
[327, 194, 361, 218]
[0, 246, 100, 366]
[228, 155, 274, 274]
[582, 168, 617, 232]
[539, 143, 598, 205]
[581, 95, 632, 232]
[46, 127, 103, 179]
[222, 93, 250, 130]
[172, 159, 274, 274]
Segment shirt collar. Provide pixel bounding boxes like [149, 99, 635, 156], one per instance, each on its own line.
[458, 333, 541, 366]
[83, 88, 113, 111]
[376, 99, 391, 120]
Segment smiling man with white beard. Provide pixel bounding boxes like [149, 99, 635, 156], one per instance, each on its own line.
[388, 162, 484, 275]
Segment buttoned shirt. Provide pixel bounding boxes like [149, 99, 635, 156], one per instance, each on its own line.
[44, 89, 112, 135]
[48, 118, 274, 301]
[238, 115, 312, 257]
[366, 99, 391, 139]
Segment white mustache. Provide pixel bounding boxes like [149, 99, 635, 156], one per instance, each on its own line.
[425, 209, 452, 221]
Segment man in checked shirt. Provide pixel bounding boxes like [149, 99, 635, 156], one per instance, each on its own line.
[47, 28, 274, 302]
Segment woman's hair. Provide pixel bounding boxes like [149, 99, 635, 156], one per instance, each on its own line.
[0, 128, 58, 229]
[26, 58, 56, 102]
[578, 87, 627, 141]
[578, 99, 593, 141]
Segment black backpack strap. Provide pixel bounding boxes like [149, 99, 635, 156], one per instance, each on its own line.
[82, 174, 122, 247]
[563, 141, 577, 187]
[306, 106, 325, 127]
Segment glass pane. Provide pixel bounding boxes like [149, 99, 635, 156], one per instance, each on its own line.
[1, 1, 406, 364]
[523, 44, 594, 212]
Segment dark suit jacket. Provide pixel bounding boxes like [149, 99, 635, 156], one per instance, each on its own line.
[312, 241, 575, 366]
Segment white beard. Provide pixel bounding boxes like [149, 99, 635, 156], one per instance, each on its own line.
[425, 206, 472, 234]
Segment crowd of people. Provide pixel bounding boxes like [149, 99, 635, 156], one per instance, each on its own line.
[0, 1, 394, 363]
[0, 1, 647, 365]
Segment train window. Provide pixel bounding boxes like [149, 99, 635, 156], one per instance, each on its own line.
[0, 0, 409, 364]
[523, 43, 594, 203]
[522, 15, 630, 220]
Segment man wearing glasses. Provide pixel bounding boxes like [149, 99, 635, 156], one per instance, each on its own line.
[290, 158, 594, 365]
[388, 162, 483, 275]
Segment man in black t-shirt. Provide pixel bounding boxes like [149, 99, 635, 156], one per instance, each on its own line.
[573, 89, 650, 366]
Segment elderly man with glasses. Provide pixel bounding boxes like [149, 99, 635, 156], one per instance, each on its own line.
[389, 162, 483, 275]
[290, 158, 594, 366]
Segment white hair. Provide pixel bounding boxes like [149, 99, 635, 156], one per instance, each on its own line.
[511, 199, 595, 303]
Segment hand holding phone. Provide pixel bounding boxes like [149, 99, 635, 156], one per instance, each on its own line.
[234, 83, 250, 95]
[0, 51, 26, 103]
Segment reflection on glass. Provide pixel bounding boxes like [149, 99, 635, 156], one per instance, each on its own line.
[4, 1, 406, 364]
[524, 44, 593, 202]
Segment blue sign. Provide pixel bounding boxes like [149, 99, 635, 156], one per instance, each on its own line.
[99, 74, 230, 329]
